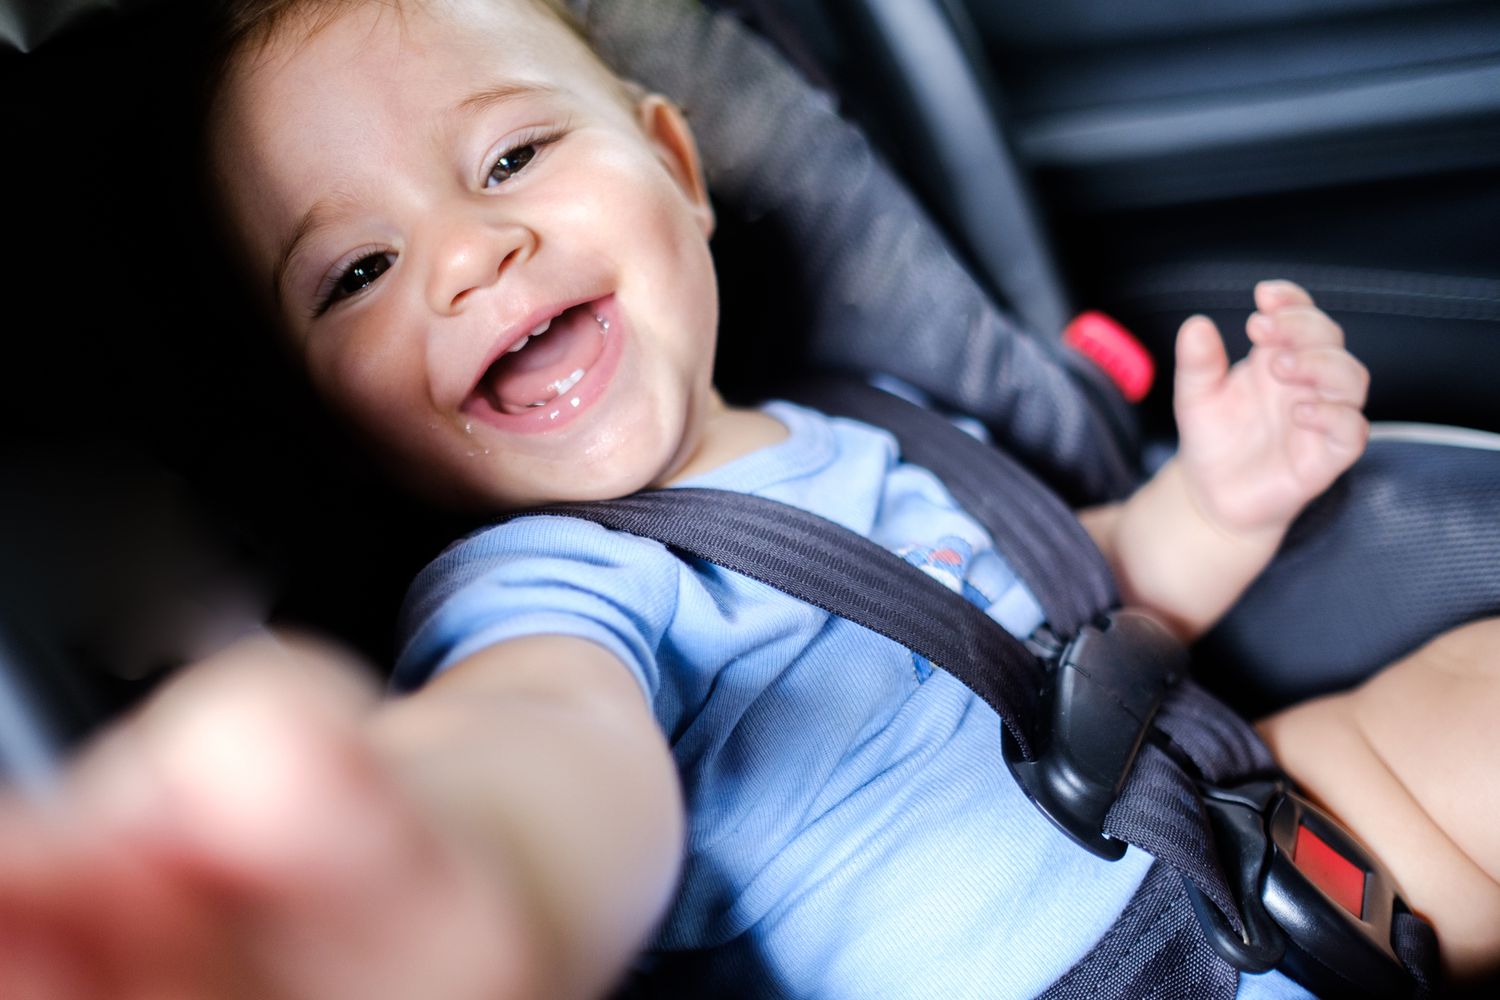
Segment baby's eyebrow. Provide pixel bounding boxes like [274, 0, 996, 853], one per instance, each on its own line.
[272, 191, 360, 310]
[450, 81, 560, 121]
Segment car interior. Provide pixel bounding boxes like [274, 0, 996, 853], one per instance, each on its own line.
[1, 0, 1497, 993]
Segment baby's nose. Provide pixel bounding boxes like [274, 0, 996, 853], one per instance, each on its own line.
[423, 214, 534, 315]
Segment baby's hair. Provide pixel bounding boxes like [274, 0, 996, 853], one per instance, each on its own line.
[210, 0, 588, 72]
[204, 0, 639, 173]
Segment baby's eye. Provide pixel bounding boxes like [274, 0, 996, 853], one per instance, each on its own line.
[485, 142, 538, 188]
[317, 252, 395, 314]
[482, 127, 564, 189]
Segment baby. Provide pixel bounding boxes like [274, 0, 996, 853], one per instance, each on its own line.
[1, 0, 1496, 996]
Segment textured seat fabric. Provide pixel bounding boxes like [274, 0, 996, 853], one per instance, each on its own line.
[1205, 431, 1500, 713]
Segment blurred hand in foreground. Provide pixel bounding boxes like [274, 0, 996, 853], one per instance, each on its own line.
[0, 633, 538, 1000]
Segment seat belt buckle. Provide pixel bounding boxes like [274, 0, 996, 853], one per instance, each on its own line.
[1187, 780, 1418, 999]
[1002, 608, 1187, 860]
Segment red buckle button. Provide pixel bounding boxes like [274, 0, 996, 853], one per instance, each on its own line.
[1293, 823, 1366, 917]
[1063, 311, 1155, 403]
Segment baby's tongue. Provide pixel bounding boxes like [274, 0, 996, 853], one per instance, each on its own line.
[484, 304, 605, 415]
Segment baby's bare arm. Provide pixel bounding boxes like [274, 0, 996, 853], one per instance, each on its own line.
[372, 635, 685, 1000]
[1079, 395, 1290, 641]
[1079, 462, 1284, 640]
[0, 633, 682, 1000]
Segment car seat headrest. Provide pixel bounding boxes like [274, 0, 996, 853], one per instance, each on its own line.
[570, 0, 1135, 502]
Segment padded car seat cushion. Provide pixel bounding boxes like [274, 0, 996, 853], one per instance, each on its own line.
[567, 0, 1135, 504]
[1205, 433, 1500, 712]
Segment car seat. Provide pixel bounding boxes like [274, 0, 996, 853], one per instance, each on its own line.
[2, 0, 1499, 993]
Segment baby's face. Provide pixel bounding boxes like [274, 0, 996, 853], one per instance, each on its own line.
[214, 0, 720, 509]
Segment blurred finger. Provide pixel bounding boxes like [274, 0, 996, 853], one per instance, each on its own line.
[1292, 401, 1370, 452]
[1254, 279, 1316, 313]
[1249, 305, 1344, 350]
[0, 804, 234, 997]
[71, 640, 526, 999]
[0, 925, 95, 999]
[1173, 315, 1229, 409]
[70, 632, 379, 867]
[1272, 347, 1370, 407]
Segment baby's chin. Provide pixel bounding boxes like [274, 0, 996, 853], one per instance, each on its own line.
[370, 381, 716, 513]
[392, 450, 676, 515]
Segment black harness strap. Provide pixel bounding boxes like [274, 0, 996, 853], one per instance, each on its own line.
[524, 489, 1048, 759]
[1039, 860, 1240, 1000]
[801, 377, 1117, 637]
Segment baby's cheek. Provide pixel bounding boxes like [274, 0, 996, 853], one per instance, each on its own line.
[636, 194, 718, 315]
[310, 308, 412, 404]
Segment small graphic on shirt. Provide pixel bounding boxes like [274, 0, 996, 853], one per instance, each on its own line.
[895, 537, 994, 683]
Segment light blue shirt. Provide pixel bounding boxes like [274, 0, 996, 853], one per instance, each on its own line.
[396, 401, 1312, 999]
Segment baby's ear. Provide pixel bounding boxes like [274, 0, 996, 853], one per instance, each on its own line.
[637, 94, 715, 237]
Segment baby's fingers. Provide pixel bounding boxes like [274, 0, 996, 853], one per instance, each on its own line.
[1174, 314, 1229, 409]
[1292, 400, 1370, 455]
[0, 805, 230, 998]
[1255, 279, 1316, 313]
[1248, 306, 1344, 350]
[1273, 347, 1370, 407]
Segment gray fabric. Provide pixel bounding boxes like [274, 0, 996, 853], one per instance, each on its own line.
[570, 0, 1137, 504]
[1039, 861, 1238, 1000]
[1105, 740, 1242, 934]
[1153, 681, 1278, 786]
[1203, 437, 1500, 712]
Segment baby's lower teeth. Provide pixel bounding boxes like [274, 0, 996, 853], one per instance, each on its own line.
[518, 367, 588, 411]
[550, 368, 586, 396]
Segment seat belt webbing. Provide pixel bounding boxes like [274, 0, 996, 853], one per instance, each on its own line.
[522, 488, 1049, 760]
[793, 378, 1118, 636]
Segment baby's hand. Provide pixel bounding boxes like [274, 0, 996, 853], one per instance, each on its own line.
[1173, 280, 1369, 539]
[0, 636, 537, 1000]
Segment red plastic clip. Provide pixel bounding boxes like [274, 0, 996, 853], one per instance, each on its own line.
[1293, 823, 1366, 918]
[1063, 311, 1155, 404]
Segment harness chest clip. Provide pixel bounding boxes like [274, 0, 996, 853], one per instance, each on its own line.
[1002, 608, 1186, 860]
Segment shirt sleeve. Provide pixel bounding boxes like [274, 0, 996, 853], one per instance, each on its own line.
[392, 514, 684, 702]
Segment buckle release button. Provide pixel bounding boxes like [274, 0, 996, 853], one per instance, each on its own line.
[1293, 823, 1366, 918]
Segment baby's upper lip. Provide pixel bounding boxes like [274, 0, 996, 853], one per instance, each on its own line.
[466, 291, 602, 402]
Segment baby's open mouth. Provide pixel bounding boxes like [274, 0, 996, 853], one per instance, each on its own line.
[477, 301, 611, 416]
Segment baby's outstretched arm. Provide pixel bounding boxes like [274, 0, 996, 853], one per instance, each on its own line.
[0, 633, 682, 999]
[1081, 281, 1370, 637]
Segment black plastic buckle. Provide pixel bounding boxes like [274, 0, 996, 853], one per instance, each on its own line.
[1187, 780, 1416, 999]
[1001, 609, 1186, 860]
